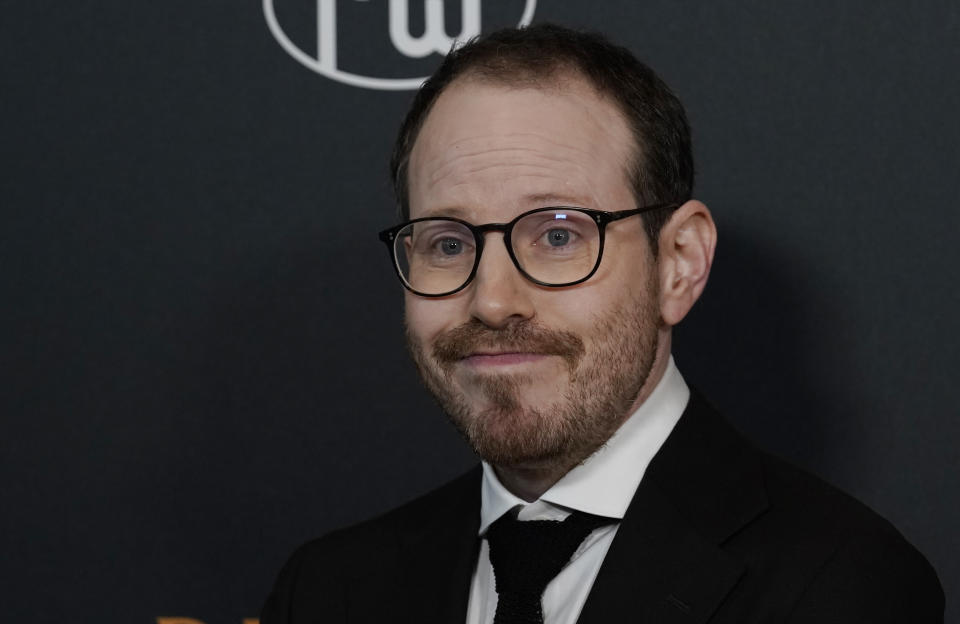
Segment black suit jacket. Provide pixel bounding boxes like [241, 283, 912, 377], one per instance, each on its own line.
[262, 393, 944, 623]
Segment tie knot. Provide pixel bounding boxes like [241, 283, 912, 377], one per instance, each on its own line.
[485, 509, 613, 624]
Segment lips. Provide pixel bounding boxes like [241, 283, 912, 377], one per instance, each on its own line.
[462, 351, 550, 366]
[466, 349, 547, 357]
[431, 319, 586, 373]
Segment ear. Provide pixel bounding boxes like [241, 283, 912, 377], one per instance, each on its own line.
[657, 200, 717, 326]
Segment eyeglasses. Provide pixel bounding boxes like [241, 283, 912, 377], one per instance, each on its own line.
[378, 204, 676, 297]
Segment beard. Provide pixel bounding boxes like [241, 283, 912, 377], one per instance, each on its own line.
[405, 285, 661, 472]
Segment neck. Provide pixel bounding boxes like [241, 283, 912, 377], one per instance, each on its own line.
[493, 331, 673, 502]
[493, 459, 576, 503]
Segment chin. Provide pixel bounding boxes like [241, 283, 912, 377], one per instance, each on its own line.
[454, 403, 580, 467]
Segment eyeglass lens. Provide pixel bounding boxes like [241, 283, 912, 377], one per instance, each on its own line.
[392, 209, 601, 295]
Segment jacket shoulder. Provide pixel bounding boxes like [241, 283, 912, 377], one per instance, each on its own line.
[260, 466, 480, 624]
[665, 393, 943, 620]
[755, 451, 944, 618]
[706, 422, 945, 620]
[315, 464, 480, 553]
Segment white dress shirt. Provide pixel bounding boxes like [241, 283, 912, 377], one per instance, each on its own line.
[465, 356, 690, 624]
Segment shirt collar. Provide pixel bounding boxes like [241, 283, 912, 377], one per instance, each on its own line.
[479, 356, 689, 534]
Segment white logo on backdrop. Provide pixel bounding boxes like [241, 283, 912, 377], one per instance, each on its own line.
[264, 0, 537, 90]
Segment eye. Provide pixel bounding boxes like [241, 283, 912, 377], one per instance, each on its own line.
[409, 221, 473, 258]
[423, 230, 473, 257]
[545, 228, 572, 247]
[438, 237, 464, 255]
[515, 209, 592, 254]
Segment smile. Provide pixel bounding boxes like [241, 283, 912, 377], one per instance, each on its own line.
[461, 352, 551, 367]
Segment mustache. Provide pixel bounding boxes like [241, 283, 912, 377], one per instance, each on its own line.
[432, 319, 585, 371]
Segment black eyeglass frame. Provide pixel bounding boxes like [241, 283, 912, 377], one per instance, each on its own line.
[378, 203, 678, 297]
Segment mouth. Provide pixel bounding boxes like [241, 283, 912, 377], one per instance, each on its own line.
[427, 319, 586, 375]
[460, 351, 551, 367]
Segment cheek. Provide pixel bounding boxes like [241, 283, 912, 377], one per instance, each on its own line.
[540, 274, 652, 337]
[404, 294, 466, 343]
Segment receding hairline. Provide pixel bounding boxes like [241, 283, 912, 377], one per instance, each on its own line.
[401, 64, 647, 209]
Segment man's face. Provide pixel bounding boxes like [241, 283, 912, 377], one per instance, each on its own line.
[404, 75, 664, 471]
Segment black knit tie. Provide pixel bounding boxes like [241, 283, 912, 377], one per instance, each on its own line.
[485, 509, 612, 624]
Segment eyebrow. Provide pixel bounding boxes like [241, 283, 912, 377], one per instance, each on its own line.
[417, 206, 473, 219]
[415, 194, 592, 220]
[524, 193, 591, 207]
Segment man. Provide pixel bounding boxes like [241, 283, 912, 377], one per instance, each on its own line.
[262, 24, 943, 623]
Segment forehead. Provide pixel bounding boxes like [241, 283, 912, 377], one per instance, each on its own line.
[407, 75, 636, 220]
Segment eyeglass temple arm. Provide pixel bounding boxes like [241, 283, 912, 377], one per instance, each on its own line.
[602, 202, 679, 223]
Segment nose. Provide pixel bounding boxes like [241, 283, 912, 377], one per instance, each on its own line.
[467, 235, 535, 329]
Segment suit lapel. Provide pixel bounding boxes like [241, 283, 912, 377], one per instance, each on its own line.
[578, 392, 769, 623]
[387, 394, 767, 624]
[577, 482, 745, 623]
[398, 467, 482, 624]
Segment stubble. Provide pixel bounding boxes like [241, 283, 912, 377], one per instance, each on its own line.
[406, 289, 660, 472]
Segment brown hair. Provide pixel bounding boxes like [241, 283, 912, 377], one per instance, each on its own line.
[390, 23, 694, 248]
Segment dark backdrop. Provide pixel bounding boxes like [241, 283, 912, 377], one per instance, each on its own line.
[2, 1, 957, 622]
